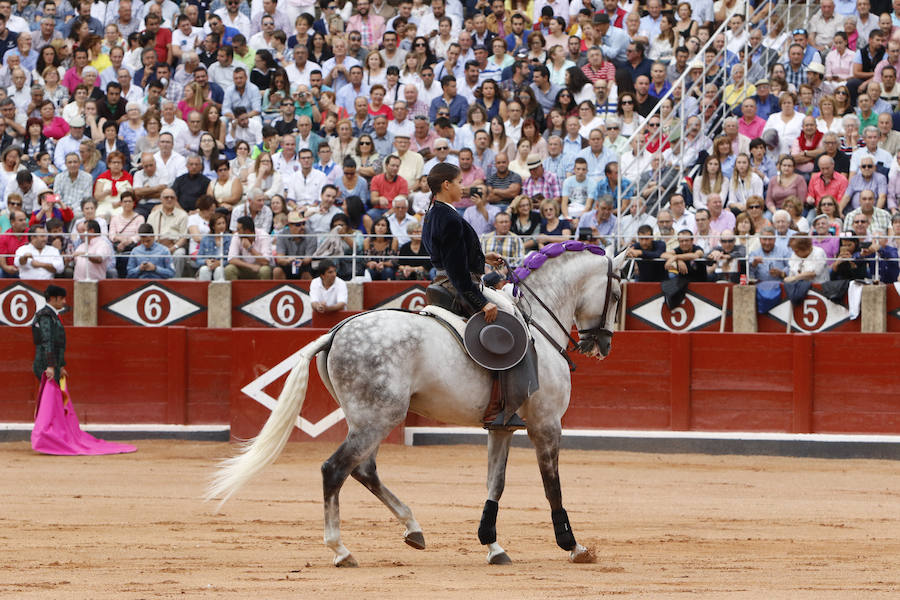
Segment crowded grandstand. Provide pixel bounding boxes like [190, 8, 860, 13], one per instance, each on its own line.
[0, 0, 898, 285]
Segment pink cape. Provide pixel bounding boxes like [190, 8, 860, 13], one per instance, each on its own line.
[31, 376, 137, 456]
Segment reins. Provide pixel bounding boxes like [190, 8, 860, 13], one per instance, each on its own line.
[504, 243, 620, 372]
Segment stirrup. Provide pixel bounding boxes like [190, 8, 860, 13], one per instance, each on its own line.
[483, 413, 527, 431]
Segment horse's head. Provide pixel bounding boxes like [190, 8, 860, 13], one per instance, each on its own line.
[574, 250, 626, 360]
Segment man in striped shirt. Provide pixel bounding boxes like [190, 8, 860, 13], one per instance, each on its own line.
[480, 212, 524, 265]
[522, 154, 561, 206]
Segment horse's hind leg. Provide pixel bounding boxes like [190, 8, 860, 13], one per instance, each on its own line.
[528, 421, 592, 563]
[321, 428, 386, 567]
[480, 430, 514, 565]
[351, 452, 425, 550]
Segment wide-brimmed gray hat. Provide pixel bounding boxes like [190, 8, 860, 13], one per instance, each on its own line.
[464, 311, 529, 370]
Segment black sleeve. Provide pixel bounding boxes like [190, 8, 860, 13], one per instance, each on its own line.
[640, 240, 666, 260]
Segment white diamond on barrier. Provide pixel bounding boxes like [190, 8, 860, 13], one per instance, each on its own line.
[0, 284, 47, 326]
[103, 283, 204, 327]
[629, 292, 722, 332]
[236, 284, 312, 328]
[240, 347, 344, 438]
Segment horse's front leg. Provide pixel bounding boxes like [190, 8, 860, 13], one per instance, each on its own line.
[528, 421, 593, 563]
[480, 429, 514, 565]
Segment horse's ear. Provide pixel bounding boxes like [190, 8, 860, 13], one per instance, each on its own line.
[612, 249, 629, 273]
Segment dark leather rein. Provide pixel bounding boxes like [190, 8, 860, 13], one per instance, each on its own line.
[510, 255, 620, 372]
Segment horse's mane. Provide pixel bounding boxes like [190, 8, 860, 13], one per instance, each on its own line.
[509, 241, 606, 296]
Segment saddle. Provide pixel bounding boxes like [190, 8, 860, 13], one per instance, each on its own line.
[425, 279, 538, 431]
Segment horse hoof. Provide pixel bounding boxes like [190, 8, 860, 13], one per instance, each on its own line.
[487, 542, 512, 565]
[334, 554, 358, 568]
[569, 544, 597, 564]
[404, 531, 426, 550]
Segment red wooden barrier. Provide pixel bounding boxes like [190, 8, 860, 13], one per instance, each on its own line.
[757, 284, 860, 333]
[4, 327, 900, 437]
[231, 280, 312, 328]
[97, 280, 208, 327]
[0, 280, 74, 327]
[362, 282, 429, 310]
[624, 283, 732, 332]
[888, 284, 900, 333]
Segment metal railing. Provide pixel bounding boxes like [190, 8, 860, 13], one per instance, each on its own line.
[615, 0, 805, 242]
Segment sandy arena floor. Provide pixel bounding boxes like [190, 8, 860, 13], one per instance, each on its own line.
[0, 440, 898, 599]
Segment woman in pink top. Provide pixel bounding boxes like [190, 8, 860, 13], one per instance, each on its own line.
[825, 31, 855, 83]
[766, 155, 808, 214]
[39, 100, 69, 140]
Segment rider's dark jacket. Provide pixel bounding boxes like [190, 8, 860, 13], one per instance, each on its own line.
[422, 199, 488, 310]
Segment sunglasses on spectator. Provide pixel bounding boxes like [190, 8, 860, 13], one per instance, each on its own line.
[435, 146, 449, 150]
[721, 238, 735, 243]
[359, 141, 372, 145]
[607, 125, 619, 130]
[835, 90, 848, 95]
[415, 43, 426, 47]
[290, 221, 307, 226]
[647, 122, 660, 128]
[747, 204, 762, 209]
[8, 201, 22, 206]
[621, 100, 633, 105]
[861, 164, 874, 168]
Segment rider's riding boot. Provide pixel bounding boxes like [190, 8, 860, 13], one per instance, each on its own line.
[483, 379, 527, 431]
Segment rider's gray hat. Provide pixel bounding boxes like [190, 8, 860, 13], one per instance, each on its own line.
[464, 311, 529, 370]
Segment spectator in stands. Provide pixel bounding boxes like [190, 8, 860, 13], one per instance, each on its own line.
[172, 155, 210, 213]
[72, 218, 112, 281]
[14, 224, 63, 279]
[841, 156, 887, 212]
[307, 185, 343, 237]
[850, 126, 892, 178]
[225, 215, 273, 280]
[626, 224, 667, 282]
[843, 188, 892, 234]
[662, 229, 707, 282]
[0, 207, 28, 278]
[230, 189, 274, 235]
[194, 212, 231, 282]
[749, 226, 790, 281]
[393, 133, 424, 188]
[537, 198, 572, 248]
[396, 221, 433, 280]
[109, 191, 143, 278]
[785, 236, 829, 284]
[53, 152, 93, 219]
[273, 211, 317, 280]
[291, 148, 328, 209]
[830, 235, 869, 280]
[146, 188, 188, 277]
[707, 229, 746, 283]
[808, 155, 850, 211]
[370, 155, 408, 221]
[385, 196, 414, 246]
[480, 211, 523, 266]
[363, 216, 397, 281]
[127, 223, 175, 279]
[766, 155, 808, 214]
[792, 116, 825, 177]
[309, 258, 347, 313]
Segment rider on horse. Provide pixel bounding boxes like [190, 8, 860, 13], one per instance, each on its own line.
[421, 163, 529, 430]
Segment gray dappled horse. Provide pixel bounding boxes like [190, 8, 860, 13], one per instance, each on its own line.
[207, 243, 626, 567]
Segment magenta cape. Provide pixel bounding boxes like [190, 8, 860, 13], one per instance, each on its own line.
[31, 375, 137, 456]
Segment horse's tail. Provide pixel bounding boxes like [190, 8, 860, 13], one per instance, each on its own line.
[205, 333, 332, 510]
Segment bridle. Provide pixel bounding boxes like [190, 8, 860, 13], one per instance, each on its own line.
[508, 254, 620, 372]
